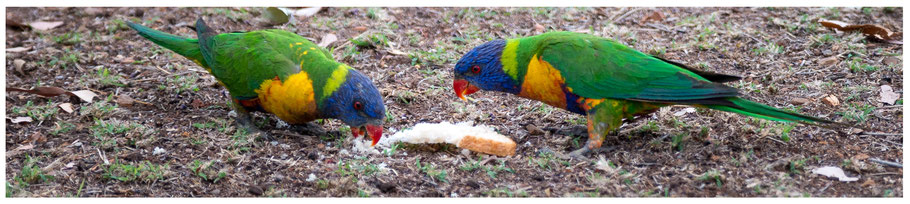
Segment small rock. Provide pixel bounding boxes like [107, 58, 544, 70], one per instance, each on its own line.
[352, 26, 367, 32]
[819, 56, 839, 67]
[526, 124, 545, 135]
[821, 95, 840, 106]
[882, 57, 900, 66]
[116, 95, 135, 107]
[306, 173, 317, 182]
[790, 97, 810, 105]
[153, 147, 167, 155]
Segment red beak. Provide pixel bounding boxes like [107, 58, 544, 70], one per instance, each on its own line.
[365, 125, 383, 146]
[453, 79, 480, 101]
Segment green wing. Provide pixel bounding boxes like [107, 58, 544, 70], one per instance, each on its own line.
[199, 29, 305, 99]
[536, 32, 738, 103]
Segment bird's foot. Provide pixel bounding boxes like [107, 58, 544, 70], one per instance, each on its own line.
[292, 122, 327, 136]
[567, 145, 615, 161]
[236, 115, 272, 141]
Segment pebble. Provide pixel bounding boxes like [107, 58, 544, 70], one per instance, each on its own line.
[822, 95, 840, 106]
[789, 97, 810, 105]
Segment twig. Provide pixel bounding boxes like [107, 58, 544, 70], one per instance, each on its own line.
[764, 136, 786, 145]
[613, 8, 641, 22]
[96, 148, 109, 165]
[869, 158, 902, 168]
[154, 65, 172, 75]
[868, 172, 901, 176]
[859, 132, 902, 137]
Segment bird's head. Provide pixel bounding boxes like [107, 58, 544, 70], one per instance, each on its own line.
[321, 68, 385, 146]
[453, 39, 520, 100]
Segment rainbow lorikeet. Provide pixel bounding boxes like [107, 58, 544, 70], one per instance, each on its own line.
[128, 19, 385, 145]
[453, 31, 838, 157]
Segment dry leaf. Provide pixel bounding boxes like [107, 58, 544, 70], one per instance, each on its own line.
[7, 47, 30, 53]
[70, 90, 99, 103]
[640, 11, 664, 23]
[790, 97, 810, 105]
[29, 21, 64, 31]
[7, 86, 67, 97]
[534, 24, 545, 33]
[295, 7, 322, 18]
[318, 33, 338, 48]
[387, 49, 409, 56]
[819, 56, 839, 67]
[263, 7, 290, 25]
[352, 26, 367, 32]
[822, 95, 840, 106]
[812, 166, 859, 182]
[9, 116, 33, 124]
[58, 103, 74, 113]
[7, 19, 30, 30]
[673, 107, 696, 116]
[14, 144, 35, 151]
[879, 85, 900, 105]
[819, 19, 902, 44]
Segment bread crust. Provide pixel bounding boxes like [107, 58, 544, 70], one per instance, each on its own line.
[458, 135, 516, 156]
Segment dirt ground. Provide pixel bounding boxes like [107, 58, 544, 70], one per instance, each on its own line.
[4, 7, 904, 197]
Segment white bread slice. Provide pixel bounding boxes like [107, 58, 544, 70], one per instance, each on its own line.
[379, 122, 516, 156]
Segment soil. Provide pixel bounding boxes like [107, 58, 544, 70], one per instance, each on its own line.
[4, 7, 903, 197]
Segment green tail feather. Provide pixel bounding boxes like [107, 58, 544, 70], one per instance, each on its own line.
[705, 97, 841, 128]
[126, 22, 204, 64]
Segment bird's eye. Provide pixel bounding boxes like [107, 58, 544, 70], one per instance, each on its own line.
[353, 101, 363, 111]
[471, 65, 481, 74]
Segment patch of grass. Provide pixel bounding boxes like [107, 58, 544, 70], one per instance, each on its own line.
[395, 90, 416, 104]
[484, 187, 529, 197]
[50, 121, 76, 136]
[670, 132, 687, 151]
[53, 32, 82, 45]
[698, 170, 723, 187]
[527, 151, 568, 170]
[79, 94, 119, 119]
[13, 155, 54, 190]
[103, 160, 168, 183]
[415, 158, 447, 183]
[106, 19, 129, 34]
[230, 128, 253, 152]
[383, 142, 402, 156]
[189, 160, 226, 183]
[778, 123, 795, 142]
[95, 66, 126, 87]
[351, 33, 389, 48]
[10, 100, 58, 121]
[165, 74, 200, 94]
[847, 57, 878, 72]
[837, 103, 875, 123]
[49, 48, 81, 70]
[460, 159, 514, 179]
[789, 158, 807, 175]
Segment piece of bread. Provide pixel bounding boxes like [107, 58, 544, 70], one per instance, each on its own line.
[380, 122, 517, 156]
[458, 134, 516, 156]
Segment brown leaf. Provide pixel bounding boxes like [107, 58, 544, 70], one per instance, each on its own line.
[29, 21, 64, 31]
[640, 11, 664, 23]
[69, 90, 99, 103]
[879, 85, 900, 105]
[318, 33, 338, 48]
[882, 57, 900, 66]
[116, 95, 135, 107]
[819, 19, 902, 44]
[13, 59, 26, 75]
[822, 95, 840, 106]
[7, 47, 30, 53]
[58, 103, 74, 113]
[534, 24, 545, 33]
[853, 153, 870, 160]
[790, 97, 810, 105]
[352, 26, 367, 32]
[7, 19, 30, 30]
[819, 56, 839, 67]
[8, 116, 33, 124]
[7, 86, 68, 97]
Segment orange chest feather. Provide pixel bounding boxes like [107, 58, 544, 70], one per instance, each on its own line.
[519, 54, 568, 109]
[254, 73, 320, 124]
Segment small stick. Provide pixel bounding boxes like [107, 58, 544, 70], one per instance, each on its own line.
[859, 132, 902, 137]
[869, 158, 902, 168]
